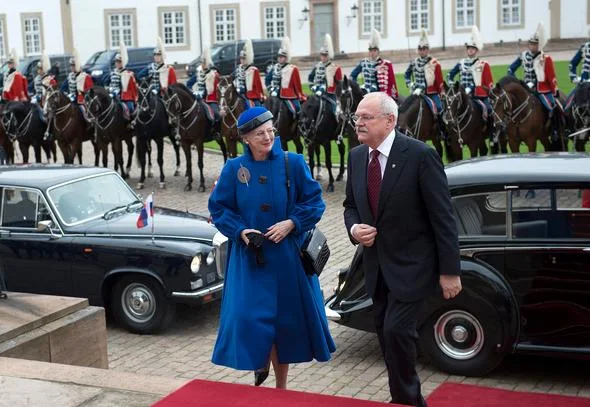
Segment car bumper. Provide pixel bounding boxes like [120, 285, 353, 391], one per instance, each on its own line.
[171, 281, 224, 302]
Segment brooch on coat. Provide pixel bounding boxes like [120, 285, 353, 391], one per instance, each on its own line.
[237, 164, 251, 186]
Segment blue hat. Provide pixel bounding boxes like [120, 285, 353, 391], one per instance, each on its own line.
[237, 106, 274, 135]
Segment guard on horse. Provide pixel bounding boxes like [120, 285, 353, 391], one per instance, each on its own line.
[232, 39, 264, 109]
[60, 48, 93, 130]
[448, 26, 495, 145]
[138, 37, 177, 96]
[404, 29, 445, 140]
[564, 33, 590, 112]
[351, 29, 398, 100]
[106, 42, 138, 129]
[193, 46, 222, 140]
[265, 36, 307, 120]
[1, 49, 28, 103]
[308, 34, 342, 120]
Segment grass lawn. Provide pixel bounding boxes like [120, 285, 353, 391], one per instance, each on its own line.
[206, 60, 590, 164]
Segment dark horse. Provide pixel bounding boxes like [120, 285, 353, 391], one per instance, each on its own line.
[85, 86, 133, 179]
[490, 76, 558, 153]
[163, 83, 228, 192]
[299, 95, 345, 192]
[217, 75, 244, 158]
[44, 88, 97, 164]
[397, 93, 444, 158]
[265, 96, 304, 153]
[441, 82, 489, 161]
[0, 105, 15, 164]
[1, 101, 56, 163]
[135, 79, 180, 189]
[335, 75, 363, 151]
[565, 81, 590, 152]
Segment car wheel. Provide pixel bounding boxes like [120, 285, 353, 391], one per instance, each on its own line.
[111, 275, 175, 334]
[419, 305, 506, 376]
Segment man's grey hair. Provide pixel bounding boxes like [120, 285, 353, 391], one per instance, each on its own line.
[363, 92, 398, 120]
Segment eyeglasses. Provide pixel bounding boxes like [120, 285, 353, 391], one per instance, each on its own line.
[351, 113, 391, 124]
[251, 127, 277, 139]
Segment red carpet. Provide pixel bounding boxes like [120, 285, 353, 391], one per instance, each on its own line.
[152, 379, 394, 406]
[427, 382, 590, 407]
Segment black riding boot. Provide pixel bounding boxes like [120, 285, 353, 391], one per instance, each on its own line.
[437, 115, 448, 142]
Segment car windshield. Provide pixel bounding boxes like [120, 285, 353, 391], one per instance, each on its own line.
[93, 51, 114, 65]
[17, 59, 32, 73]
[47, 173, 140, 225]
[85, 51, 102, 66]
[210, 45, 224, 59]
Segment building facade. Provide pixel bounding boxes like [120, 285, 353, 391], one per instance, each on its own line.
[0, 0, 588, 65]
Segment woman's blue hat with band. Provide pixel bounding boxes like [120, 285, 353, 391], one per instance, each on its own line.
[237, 107, 274, 135]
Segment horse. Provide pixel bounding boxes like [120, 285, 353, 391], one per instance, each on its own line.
[397, 92, 444, 158]
[0, 105, 14, 164]
[264, 96, 304, 154]
[1, 101, 56, 164]
[564, 81, 590, 152]
[135, 79, 178, 189]
[217, 75, 244, 158]
[44, 88, 97, 164]
[335, 75, 363, 151]
[440, 82, 489, 161]
[163, 83, 228, 192]
[490, 76, 560, 154]
[85, 86, 133, 179]
[299, 94, 345, 192]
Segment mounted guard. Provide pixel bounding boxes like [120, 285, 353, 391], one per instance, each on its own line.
[29, 51, 52, 126]
[2, 49, 29, 102]
[232, 39, 264, 109]
[59, 48, 93, 127]
[138, 37, 177, 95]
[308, 34, 342, 118]
[106, 42, 138, 129]
[193, 46, 222, 140]
[351, 29, 398, 99]
[448, 26, 495, 144]
[264, 36, 306, 120]
[564, 31, 590, 111]
[508, 22, 560, 141]
[404, 29, 445, 139]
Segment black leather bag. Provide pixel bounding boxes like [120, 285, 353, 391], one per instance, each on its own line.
[284, 152, 330, 277]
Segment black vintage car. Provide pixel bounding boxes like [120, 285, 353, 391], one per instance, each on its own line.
[0, 165, 228, 334]
[326, 153, 590, 376]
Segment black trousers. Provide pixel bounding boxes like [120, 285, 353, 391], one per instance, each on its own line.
[373, 272, 427, 407]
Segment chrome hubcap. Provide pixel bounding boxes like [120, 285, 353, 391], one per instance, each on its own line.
[122, 283, 156, 324]
[434, 310, 484, 360]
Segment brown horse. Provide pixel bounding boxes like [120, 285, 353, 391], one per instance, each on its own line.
[397, 93, 444, 158]
[335, 75, 363, 151]
[163, 83, 228, 192]
[441, 82, 489, 161]
[264, 96, 304, 153]
[0, 105, 14, 164]
[490, 76, 560, 153]
[85, 86, 133, 179]
[564, 81, 590, 152]
[217, 75, 244, 158]
[44, 89, 97, 164]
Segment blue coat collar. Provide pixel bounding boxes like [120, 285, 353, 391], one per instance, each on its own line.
[243, 136, 283, 161]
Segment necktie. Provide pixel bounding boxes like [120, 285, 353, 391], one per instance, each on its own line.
[367, 149, 382, 218]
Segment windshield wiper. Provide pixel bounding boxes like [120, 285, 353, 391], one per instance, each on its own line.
[103, 199, 143, 220]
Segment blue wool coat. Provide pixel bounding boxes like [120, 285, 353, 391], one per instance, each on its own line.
[209, 137, 336, 370]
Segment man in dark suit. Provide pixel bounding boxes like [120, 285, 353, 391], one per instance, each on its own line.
[343, 92, 462, 406]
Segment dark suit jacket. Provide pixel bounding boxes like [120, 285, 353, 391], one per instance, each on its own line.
[343, 132, 460, 302]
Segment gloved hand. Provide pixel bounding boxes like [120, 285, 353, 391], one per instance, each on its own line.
[271, 91, 278, 97]
[68, 93, 76, 102]
[465, 87, 472, 95]
[315, 90, 322, 96]
[526, 81, 534, 89]
[412, 88, 423, 96]
[407, 81, 415, 89]
[31, 97, 38, 105]
[151, 89, 158, 95]
[245, 232, 266, 266]
[572, 76, 581, 84]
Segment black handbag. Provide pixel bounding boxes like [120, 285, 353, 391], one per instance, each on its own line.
[284, 152, 330, 277]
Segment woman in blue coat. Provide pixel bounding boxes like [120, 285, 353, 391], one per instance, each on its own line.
[208, 106, 335, 388]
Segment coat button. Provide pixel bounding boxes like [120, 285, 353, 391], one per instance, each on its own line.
[260, 203, 271, 212]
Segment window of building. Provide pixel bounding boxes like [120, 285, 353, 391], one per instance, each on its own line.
[500, 0, 521, 26]
[263, 4, 287, 39]
[213, 7, 238, 42]
[0, 17, 6, 61]
[107, 11, 135, 48]
[23, 15, 42, 55]
[409, 0, 430, 32]
[161, 10, 186, 46]
[456, 0, 476, 29]
[361, 0, 384, 35]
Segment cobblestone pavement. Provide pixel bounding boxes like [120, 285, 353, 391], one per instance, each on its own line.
[71, 141, 590, 402]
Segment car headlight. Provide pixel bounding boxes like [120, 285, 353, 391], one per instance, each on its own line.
[91, 70, 103, 76]
[190, 255, 202, 273]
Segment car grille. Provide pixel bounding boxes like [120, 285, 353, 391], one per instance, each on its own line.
[213, 232, 229, 279]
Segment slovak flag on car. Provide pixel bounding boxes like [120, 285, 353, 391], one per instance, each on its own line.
[136, 193, 154, 228]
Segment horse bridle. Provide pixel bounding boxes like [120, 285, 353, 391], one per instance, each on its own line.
[218, 77, 241, 129]
[442, 87, 473, 146]
[164, 91, 200, 132]
[85, 93, 115, 131]
[44, 90, 74, 132]
[136, 85, 159, 125]
[2, 107, 34, 142]
[489, 87, 532, 129]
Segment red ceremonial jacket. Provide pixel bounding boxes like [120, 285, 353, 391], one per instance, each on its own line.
[158, 65, 177, 93]
[76, 72, 93, 104]
[204, 69, 220, 103]
[2, 70, 29, 102]
[425, 59, 444, 95]
[280, 64, 306, 101]
[472, 60, 494, 98]
[376, 58, 398, 99]
[121, 70, 138, 102]
[245, 66, 264, 100]
[533, 53, 558, 94]
[325, 63, 343, 95]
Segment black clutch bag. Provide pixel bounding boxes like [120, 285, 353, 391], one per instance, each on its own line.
[284, 152, 330, 277]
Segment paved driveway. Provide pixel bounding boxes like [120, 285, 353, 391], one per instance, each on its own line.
[65, 141, 590, 402]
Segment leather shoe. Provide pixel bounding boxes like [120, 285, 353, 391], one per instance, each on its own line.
[254, 368, 269, 386]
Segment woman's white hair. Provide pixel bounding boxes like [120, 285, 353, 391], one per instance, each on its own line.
[363, 92, 398, 120]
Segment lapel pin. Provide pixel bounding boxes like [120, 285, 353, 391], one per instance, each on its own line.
[391, 164, 396, 169]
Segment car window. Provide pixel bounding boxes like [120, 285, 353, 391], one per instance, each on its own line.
[452, 192, 507, 237]
[128, 49, 152, 63]
[47, 173, 139, 225]
[218, 44, 237, 61]
[94, 51, 114, 65]
[0, 187, 54, 230]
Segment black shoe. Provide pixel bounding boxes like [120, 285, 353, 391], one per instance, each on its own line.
[254, 368, 269, 386]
